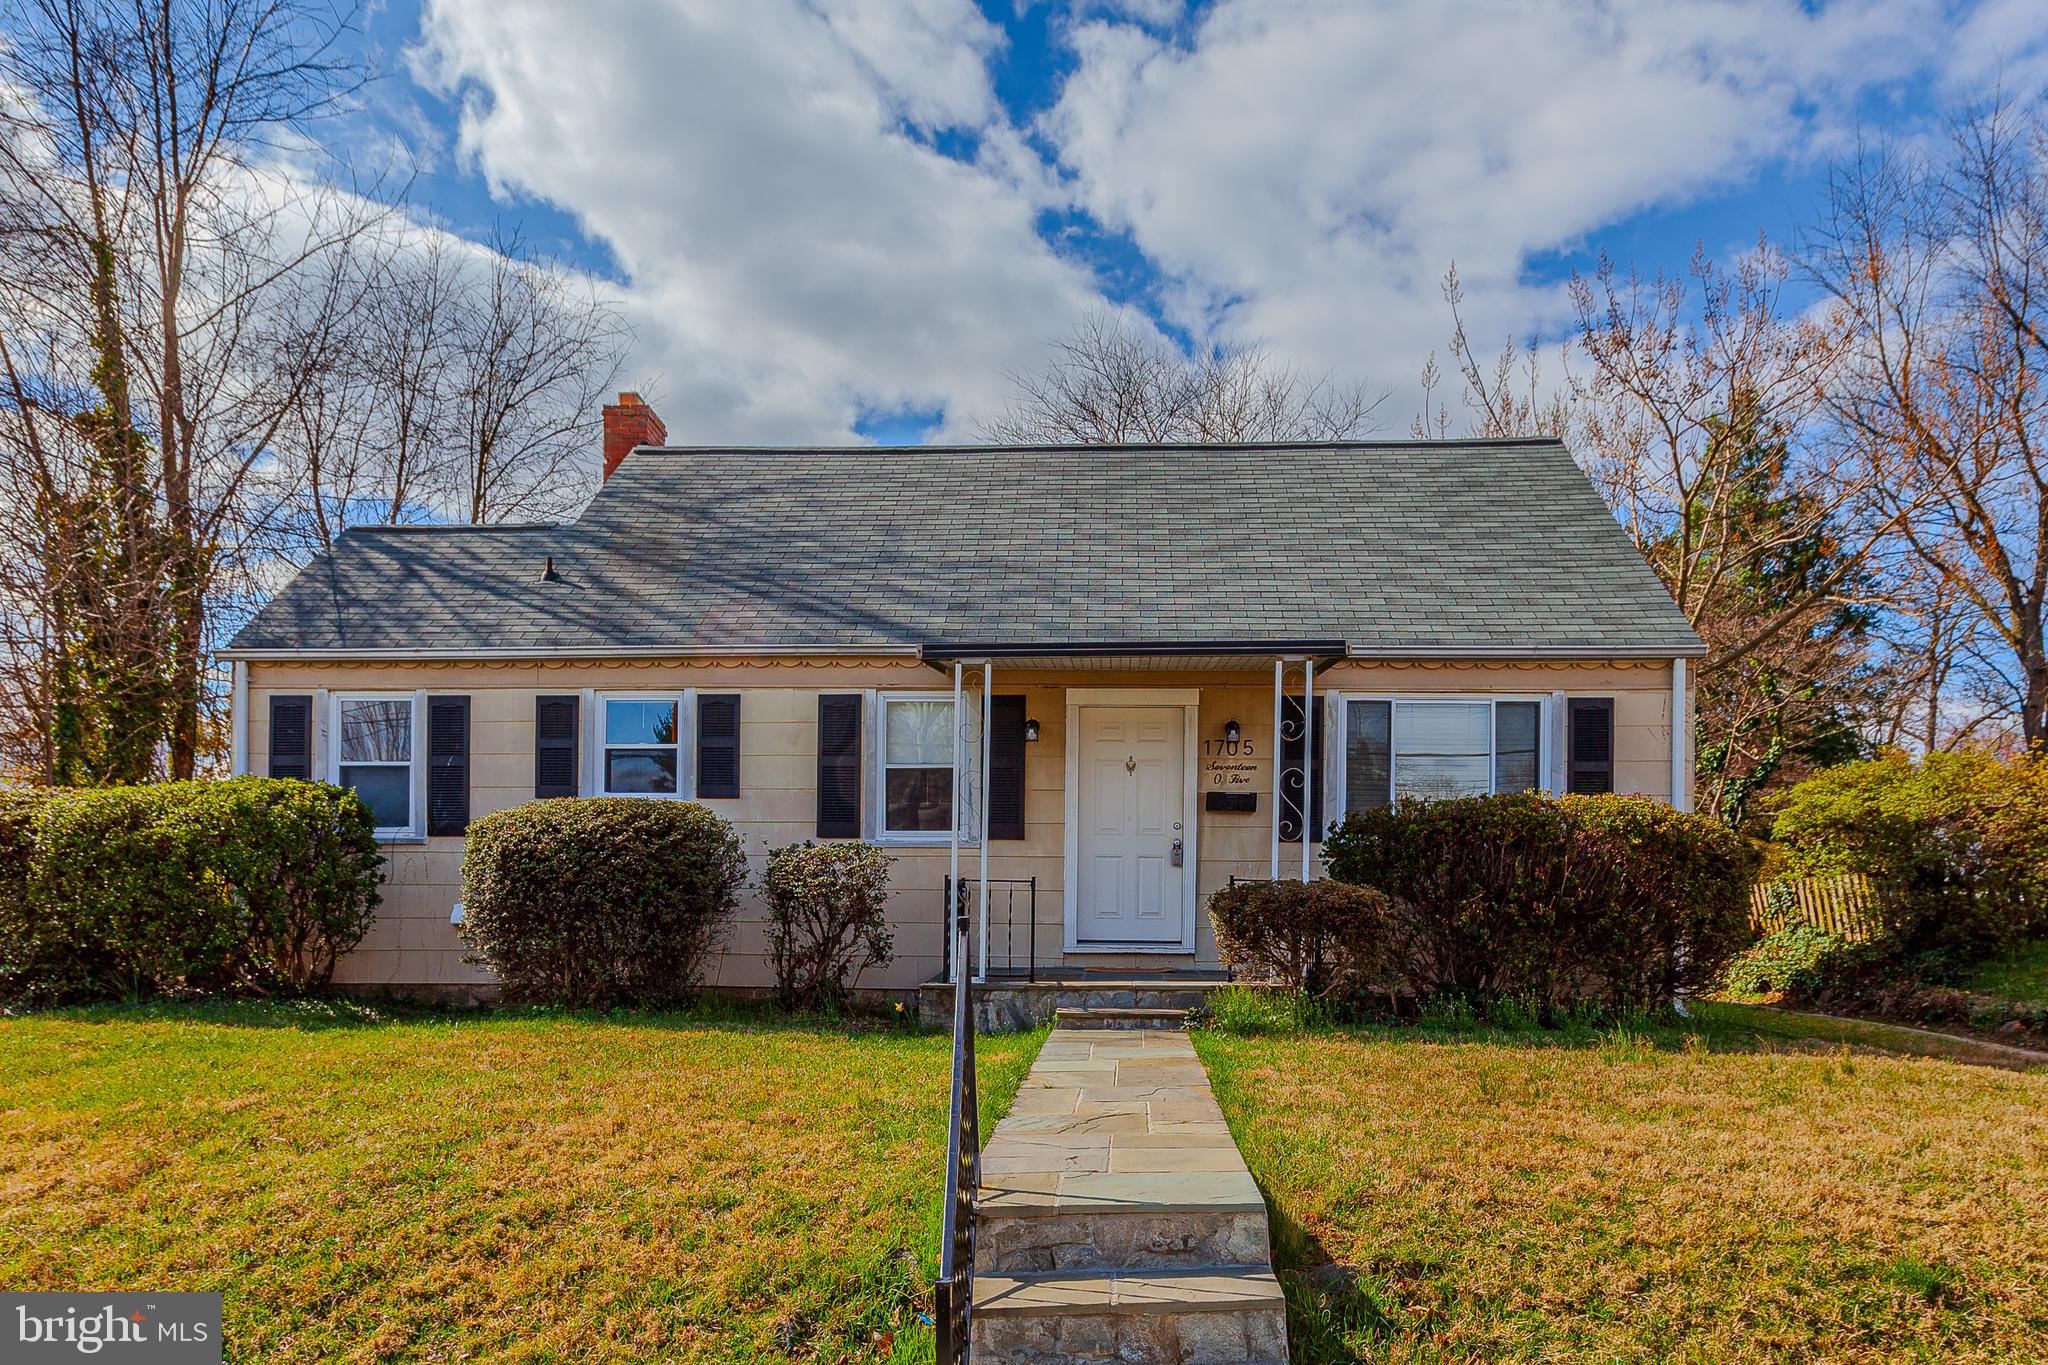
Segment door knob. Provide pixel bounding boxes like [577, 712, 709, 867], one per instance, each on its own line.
[1170, 837, 1184, 867]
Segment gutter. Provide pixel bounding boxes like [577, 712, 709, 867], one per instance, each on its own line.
[917, 638, 1349, 660]
[1347, 643, 1707, 660]
[218, 643, 926, 663]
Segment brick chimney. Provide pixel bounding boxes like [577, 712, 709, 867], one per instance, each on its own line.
[601, 392, 667, 481]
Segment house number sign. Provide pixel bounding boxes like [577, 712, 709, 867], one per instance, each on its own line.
[1201, 735, 1260, 792]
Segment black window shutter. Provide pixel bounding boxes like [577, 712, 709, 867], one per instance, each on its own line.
[268, 695, 313, 781]
[817, 694, 862, 837]
[1280, 695, 1328, 842]
[427, 696, 471, 836]
[1568, 697, 1615, 794]
[697, 694, 741, 798]
[988, 695, 1027, 840]
[534, 695, 580, 798]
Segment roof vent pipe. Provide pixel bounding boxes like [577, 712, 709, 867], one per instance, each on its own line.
[538, 554, 560, 583]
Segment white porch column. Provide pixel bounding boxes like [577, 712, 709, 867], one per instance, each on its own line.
[1671, 657, 1690, 813]
[948, 660, 963, 983]
[1301, 657, 1315, 882]
[230, 661, 249, 776]
[1270, 658, 1284, 879]
[978, 660, 993, 983]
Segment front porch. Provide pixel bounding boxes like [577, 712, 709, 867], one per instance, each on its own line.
[905, 644, 1342, 994]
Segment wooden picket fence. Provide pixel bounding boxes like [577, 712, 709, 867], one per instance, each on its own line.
[1748, 874, 1884, 941]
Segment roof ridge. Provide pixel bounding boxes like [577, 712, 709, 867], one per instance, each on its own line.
[630, 437, 1565, 456]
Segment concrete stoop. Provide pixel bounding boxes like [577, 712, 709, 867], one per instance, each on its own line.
[969, 1027, 1288, 1364]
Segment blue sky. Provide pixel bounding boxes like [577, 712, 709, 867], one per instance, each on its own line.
[334, 0, 2048, 445]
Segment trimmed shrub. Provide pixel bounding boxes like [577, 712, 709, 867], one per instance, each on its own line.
[0, 779, 383, 1006]
[1323, 792, 1760, 1013]
[760, 840, 895, 1011]
[1723, 924, 1850, 996]
[460, 797, 746, 1006]
[1769, 749, 2048, 961]
[1208, 879, 1400, 1001]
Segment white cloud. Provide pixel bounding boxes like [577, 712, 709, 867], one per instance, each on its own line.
[414, 0, 1102, 442]
[1042, 0, 2028, 415]
[409, 0, 2048, 443]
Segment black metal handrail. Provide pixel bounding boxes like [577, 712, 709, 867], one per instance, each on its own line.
[933, 881, 979, 1362]
[942, 876, 1039, 981]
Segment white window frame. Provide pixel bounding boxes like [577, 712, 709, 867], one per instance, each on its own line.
[595, 691, 695, 800]
[874, 691, 959, 846]
[1332, 693, 1554, 814]
[328, 691, 423, 841]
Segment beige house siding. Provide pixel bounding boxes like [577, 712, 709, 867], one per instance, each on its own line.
[243, 656, 1686, 996]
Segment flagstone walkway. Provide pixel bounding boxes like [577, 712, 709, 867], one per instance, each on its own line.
[970, 1024, 1286, 1364]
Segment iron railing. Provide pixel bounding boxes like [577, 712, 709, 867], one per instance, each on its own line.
[933, 881, 979, 1362]
[942, 876, 1040, 981]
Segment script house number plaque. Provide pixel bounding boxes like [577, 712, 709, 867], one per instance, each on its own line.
[1201, 733, 1261, 813]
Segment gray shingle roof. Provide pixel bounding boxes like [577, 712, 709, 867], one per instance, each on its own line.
[225, 440, 1703, 657]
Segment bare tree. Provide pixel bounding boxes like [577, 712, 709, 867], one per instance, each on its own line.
[442, 232, 624, 523]
[979, 310, 1387, 444]
[0, 0, 375, 778]
[1413, 263, 1574, 440]
[1565, 244, 1896, 821]
[1807, 102, 2048, 748]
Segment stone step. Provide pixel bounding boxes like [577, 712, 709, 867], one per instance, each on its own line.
[1053, 1006, 1189, 1029]
[970, 1268, 1286, 1364]
[919, 981, 1226, 1031]
[975, 1167, 1271, 1274]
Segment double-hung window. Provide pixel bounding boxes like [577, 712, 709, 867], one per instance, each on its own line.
[599, 695, 683, 795]
[1343, 697, 1546, 812]
[334, 693, 419, 836]
[880, 694, 957, 838]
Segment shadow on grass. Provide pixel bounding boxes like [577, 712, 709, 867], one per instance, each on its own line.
[1203, 999, 2046, 1072]
[2, 994, 942, 1040]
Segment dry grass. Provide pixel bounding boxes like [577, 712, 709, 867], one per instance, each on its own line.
[1196, 1003, 2048, 1364]
[0, 1001, 1042, 1364]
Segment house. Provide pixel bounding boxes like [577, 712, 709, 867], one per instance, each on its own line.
[223, 393, 1703, 1001]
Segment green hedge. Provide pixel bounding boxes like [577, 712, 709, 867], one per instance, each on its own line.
[0, 779, 384, 1006]
[459, 798, 747, 1007]
[1208, 879, 1400, 1002]
[1320, 793, 1760, 1013]
[761, 840, 895, 1012]
[1769, 749, 2048, 962]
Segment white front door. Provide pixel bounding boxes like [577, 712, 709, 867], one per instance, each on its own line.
[1076, 706, 1187, 944]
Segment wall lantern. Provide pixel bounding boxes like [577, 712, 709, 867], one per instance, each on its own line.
[1024, 718, 1041, 743]
[1223, 719, 1242, 744]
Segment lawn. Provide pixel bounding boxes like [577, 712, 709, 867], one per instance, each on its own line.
[1964, 940, 2048, 1008]
[1196, 1002, 2048, 1364]
[0, 1002, 1042, 1364]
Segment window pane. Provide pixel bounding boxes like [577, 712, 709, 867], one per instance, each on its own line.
[1495, 701, 1541, 793]
[1394, 701, 1492, 801]
[1394, 754, 1492, 800]
[605, 700, 676, 746]
[885, 700, 954, 766]
[340, 764, 410, 829]
[339, 699, 412, 763]
[606, 749, 678, 794]
[1395, 702, 1490, 754]
[886, 766, 953, 832]
[1345, 700, 1391, 811]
